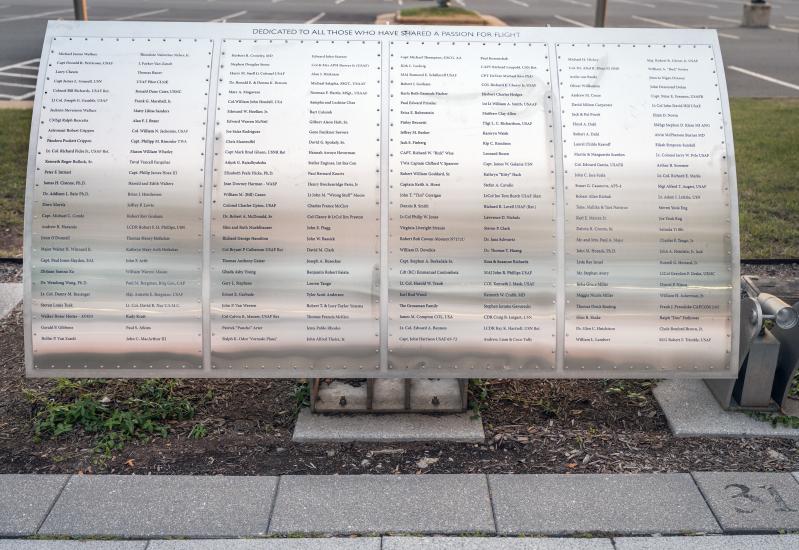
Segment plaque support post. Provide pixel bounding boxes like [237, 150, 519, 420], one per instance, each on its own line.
[311, 379, 469, 414]
[706, 278, 799, 411]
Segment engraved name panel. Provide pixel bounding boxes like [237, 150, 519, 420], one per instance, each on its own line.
[30, 36, 211, 373]
[558, 43, 733, 375]
[387, 41, 558, 377]
[209, 39, 382, 375]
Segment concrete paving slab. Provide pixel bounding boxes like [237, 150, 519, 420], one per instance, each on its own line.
[268, 474, 495, 535]
[489, 473, 720, 536]
[292, 409, 485, 443]
[382, 537, 614, 549]
[39, 475, 278, 537]
[653, 380, 799, 438]
[691, 472, 799, 532]
[149, 540, 380, 550]
[0, 474, 69, 536]
[614, 534, 799, 549]
[0, 282, 22, 318]
[0, 542, 146, 550]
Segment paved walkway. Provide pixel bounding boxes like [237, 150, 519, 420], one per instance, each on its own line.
[2, 473, 799, 547]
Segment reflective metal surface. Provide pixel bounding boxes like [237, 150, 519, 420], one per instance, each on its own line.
[209, 39, 381, 374]
[28, 36, 211, 373]
[24, 22, 740, 379]
[386, 41, 558, 376]
[558, 43, 734, 376]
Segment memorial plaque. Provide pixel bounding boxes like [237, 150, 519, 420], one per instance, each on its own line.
[210, 39, 381, 375]
[386, 41, 558, 376]
[24, 23, 740, 379]
[558, 43, 734, 375]
[28, 35, 211, 374]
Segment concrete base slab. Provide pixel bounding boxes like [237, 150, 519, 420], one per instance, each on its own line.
[0, 283, 22, 318]
[292, 408, 484, 443]
[653, 379, 799, 438]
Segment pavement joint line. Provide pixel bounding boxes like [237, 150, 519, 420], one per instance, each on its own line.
[0, 8, 73, 23]
[728, 65, 799, 92]
[34, 474, 72, 535]
[485, 474, 500, 535]
[115, 9, 170, 21]
[265, 475, 282, 535]
[554, 14, 591, 27]
[688, 471, 725, 534]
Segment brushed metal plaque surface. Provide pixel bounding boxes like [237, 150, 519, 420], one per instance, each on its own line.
[209, 39, 382, 375]
[24, 22, 740, 379]
[386, 41, 558, 377]
[558, 43, 734, 375]
[28, 36, 211, 373]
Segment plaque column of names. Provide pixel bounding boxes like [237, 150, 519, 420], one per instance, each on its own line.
[29, 36, 212, 373]
[210, 39, 382, 376]
[387, 41, 557, 376]
[558, 43, 733, 374]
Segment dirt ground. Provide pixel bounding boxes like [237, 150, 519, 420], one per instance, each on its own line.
[2, 297, 798, 475]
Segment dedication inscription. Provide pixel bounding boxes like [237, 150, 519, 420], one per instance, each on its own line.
[24, 22, 740, 379]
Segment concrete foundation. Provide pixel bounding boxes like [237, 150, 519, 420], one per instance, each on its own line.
[292, 408, 485, 443]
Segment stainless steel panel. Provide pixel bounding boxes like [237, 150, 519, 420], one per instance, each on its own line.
[558, 43, 734, 375]
[387, 41, 558, 377]
[209, 39, 382, 375]
[23, 22, 740, 379]
[28, 36, 211, 373]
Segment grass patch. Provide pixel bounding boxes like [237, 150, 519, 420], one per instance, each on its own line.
[0, 108, 30, 256]
[731, 98, 799, 258]
[399, 7, 480, 18]
[24, 378, 199, 455]
[0, 99, 797, 258]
